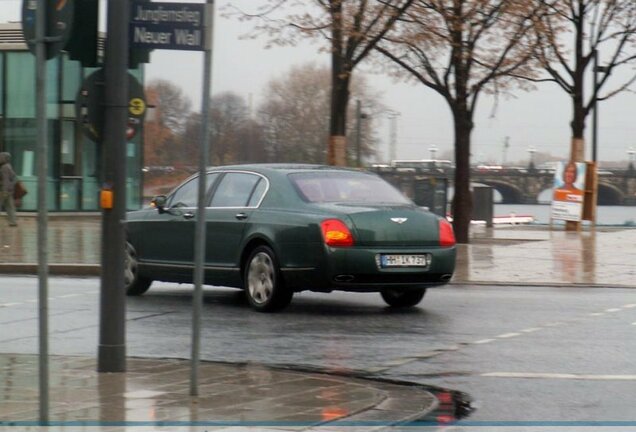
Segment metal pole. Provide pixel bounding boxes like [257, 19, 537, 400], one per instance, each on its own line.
[191, 0, 215, 397]
[388, 112, 398, 162]
[355, 100, 361, 167]
[98, 0, 129, 373]
[592, 49, 598, 163]
[35, 0, 49, 422]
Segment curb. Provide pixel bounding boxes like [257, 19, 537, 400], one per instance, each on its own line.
[0, 263, 100, 276]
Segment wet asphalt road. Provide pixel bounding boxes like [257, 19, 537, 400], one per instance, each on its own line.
[1, 275, 636, 422]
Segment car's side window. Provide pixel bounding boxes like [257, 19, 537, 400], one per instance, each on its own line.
[168, 173, 218, 208]
[247, 178, 267, 207]
[168, 178, 198, 208]
[210, 172, 261, 208]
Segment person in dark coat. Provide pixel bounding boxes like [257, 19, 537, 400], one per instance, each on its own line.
[0, 152, 18, 226]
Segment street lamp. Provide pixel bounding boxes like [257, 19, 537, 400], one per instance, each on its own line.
[429, 146, 438, 160]
[528, 147, 536, 170]
[628, 147, 636, 171]
[355, 100, 368, 167]
[387, 111, 400, 163]
[502, 136, 510, 166]
[592, 49, 610, 163]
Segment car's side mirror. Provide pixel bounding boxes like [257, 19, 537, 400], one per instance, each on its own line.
[151, 195, 168, 214]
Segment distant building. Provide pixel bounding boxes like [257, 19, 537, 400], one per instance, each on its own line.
[0, 23, 144, 211]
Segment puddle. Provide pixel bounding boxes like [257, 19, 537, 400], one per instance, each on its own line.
[415, 385, 475, 425]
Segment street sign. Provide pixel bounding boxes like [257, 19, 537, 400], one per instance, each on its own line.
[22, 0, 74, 59]
[129, 1, 207, 51]
[76, 69, 146, 143]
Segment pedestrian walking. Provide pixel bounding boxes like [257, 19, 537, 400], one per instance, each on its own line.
[0, 152, 18, 226]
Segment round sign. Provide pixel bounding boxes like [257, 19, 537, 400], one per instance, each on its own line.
[76, 69, 147, 143]
[22, 0, 74, 60]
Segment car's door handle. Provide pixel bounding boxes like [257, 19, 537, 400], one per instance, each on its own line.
[235, 212, 248, 220]
[183, 212, 195, 219]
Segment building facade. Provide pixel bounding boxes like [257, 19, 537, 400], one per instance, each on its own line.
[0, 23, 143, 211]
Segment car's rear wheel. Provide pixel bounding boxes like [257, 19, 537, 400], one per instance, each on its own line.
[381, 288, 426, 308]
[125, 242, 152, 296]
[244, 245, 292, 312]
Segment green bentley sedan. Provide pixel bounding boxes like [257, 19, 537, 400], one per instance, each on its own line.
[125, 164, 456, 312]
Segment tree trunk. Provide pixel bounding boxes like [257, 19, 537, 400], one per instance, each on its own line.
[570, 76, 586, 162]
[570, 1, 586, 163]
[451, 109, 474, 244]
[327, 0, 350, 167]
[327, 69, 350, 166]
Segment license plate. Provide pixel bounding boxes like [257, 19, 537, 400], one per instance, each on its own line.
[379, 254, 430, 268]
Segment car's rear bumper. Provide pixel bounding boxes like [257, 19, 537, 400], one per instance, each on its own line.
[282, 245, 456, 293]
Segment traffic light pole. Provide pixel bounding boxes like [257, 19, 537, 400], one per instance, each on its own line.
[98, 0, 129, 373]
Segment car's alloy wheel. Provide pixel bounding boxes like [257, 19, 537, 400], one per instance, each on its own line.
[125, 242, 152, 296]
[380, 288, 426, 307]
[244, 245, 292, 312]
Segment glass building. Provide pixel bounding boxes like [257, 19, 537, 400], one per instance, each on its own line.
[0, 23, 143, 211]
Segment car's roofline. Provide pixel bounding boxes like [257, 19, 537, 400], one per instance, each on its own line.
[204, 164, 368, 176]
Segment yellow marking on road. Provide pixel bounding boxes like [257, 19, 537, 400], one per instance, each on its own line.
[520, 327, 542, 333]
[605, 308, 621, 313]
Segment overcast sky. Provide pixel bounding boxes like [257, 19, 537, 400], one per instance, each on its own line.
[3, 0, 635, 164]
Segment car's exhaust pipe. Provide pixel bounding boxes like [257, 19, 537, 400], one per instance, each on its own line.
[440, 274, 453, 282]
[334, 274, 355, 283]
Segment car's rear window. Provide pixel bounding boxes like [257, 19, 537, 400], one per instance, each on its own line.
[289, 171, 411, 205]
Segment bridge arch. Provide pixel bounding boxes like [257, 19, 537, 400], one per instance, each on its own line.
[597, 182, 624, 205]
[476, 181, 525, 204]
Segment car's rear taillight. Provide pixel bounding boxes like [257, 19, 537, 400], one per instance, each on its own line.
[321, 219, 354, 247]
[439, 219, 456, 247]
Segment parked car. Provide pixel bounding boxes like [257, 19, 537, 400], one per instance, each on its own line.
[125, 164, 456, 312]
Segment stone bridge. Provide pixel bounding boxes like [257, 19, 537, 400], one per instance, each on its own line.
[471, 168, 636, 205]
[372, 166, 636, 206]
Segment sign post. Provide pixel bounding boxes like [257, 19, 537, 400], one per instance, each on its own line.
[126, 0, 214, 395]
[21, 0, 75, 421]
[190, 0, 214, 398]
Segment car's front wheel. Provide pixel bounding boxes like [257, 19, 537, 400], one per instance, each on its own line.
[244, 245, 293, 312]
[381, 288, 426, 308]
[125, 242, 152, 296]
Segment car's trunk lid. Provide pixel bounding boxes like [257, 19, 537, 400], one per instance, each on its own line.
[314, 203, 441, 247]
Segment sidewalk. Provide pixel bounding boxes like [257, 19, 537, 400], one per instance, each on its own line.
[0, 354, 440, 430]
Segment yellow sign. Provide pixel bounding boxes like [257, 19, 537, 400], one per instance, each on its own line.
[129, 98, 146, 116]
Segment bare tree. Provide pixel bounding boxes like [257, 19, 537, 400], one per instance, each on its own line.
[375, 0, 548, 243]
[530, 0, 636, 162]
[182, 92, 266, 165]
[209, 92, 250, 165]
[144, 80, 192, 167]
[147, 79, 192, 134]
[229, 0, 414, 166]
[258, 63, 383, 164]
